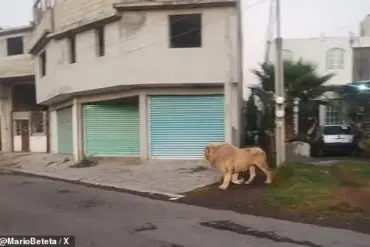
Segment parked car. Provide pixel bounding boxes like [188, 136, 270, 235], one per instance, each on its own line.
[310, 124, 357, 157]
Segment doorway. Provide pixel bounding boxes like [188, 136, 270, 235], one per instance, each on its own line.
[15, 120, 29, 152]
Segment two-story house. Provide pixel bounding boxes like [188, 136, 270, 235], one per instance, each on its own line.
[268, 33, 370, 129]
[0, 25, 48, 153]
[29, 0, 243, 161]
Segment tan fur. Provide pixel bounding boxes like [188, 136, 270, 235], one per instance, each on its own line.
[204, 143, 273, 190]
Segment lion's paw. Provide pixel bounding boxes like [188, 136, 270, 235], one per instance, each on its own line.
[218, 184, 228, 190]
[232, 179, 244, 185]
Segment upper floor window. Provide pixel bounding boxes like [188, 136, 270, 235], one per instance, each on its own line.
[169, 13, 202, 48]
[39, 51, 46, 77]
[282, 49, 293, 61]
[95, 27, 105, 57]
[6, 36, 24, 56]
[326, 48, 345, 70]
[68, 35, 76, 64]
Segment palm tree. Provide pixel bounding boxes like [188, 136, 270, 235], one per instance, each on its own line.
[249, 59, 336, 142]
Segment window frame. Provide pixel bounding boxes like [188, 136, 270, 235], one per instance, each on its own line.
[326, 48, 345, 70]
[30, 111, 46, 136]
[168, 13, 202, 49]
[6, 36, 24, 56]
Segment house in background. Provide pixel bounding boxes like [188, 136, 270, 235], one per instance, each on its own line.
[29, 0, 243, 161]
[268, 15, 370, 132]
[0, 25, 48, 153]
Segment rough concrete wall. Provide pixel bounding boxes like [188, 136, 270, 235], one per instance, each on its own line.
[28, 9, 54, 52]
[53, 0, 117, 31]
[0, 84, 12, 152]
[36, 6, 238, 104]
[0, 32, 34, 78]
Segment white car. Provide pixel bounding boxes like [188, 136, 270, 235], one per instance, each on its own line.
[310, 124, 357, 157]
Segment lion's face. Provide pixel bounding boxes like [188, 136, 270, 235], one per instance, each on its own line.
[203, 144, 216, 166]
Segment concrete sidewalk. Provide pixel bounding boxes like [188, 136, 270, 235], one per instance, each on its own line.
[0, 153, 220, 198]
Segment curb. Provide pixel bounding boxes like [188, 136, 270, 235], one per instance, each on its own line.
[1, 168, 185, 201]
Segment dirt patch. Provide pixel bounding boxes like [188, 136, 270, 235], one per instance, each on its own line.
[177, 164, 370, 234]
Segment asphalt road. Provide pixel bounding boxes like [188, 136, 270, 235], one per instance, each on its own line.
[0, 173, 369, 247]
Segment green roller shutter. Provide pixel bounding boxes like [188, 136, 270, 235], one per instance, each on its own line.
[57, 107, 73, 154]
[148, 95, 225, 159]
[83, 104, 140, 156]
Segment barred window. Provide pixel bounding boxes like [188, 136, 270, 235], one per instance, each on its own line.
[326, 48, 345, 70]
[325, 106, 341, 124]
[31, 112, 45, 134]
[15, 120, 22, 136]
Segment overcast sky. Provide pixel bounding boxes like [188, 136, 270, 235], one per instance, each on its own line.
[1, 0, 370, 94]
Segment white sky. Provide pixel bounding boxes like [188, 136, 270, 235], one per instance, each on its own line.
[1, 0, 370, 93]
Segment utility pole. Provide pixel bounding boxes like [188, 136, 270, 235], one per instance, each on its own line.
[274, 0, 286, 166]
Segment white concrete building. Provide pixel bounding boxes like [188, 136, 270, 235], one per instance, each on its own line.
[29, 0, 243, 161]
[268, 33, 370, 127]
[0, 25, 48, 153]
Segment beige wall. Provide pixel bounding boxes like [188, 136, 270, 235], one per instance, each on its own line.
[0, 30, 34, 78]
[35, 6, 239, 104]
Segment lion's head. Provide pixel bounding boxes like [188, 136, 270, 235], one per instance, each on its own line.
[203, 142, 224, 166]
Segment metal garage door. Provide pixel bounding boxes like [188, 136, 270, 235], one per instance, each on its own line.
[148, 95, 225, 159]
[83, 104, 140, 156]
[57, 107, 73, 154]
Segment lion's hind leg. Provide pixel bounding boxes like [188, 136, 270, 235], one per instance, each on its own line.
[231, 173, 244, 184]
[244, 165, 256, 184]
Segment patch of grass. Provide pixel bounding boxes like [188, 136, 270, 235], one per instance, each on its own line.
[267, 164, 336, 209]
[265, 163, 370, 217]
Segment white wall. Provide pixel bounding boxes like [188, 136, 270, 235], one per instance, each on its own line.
[49, 110, 58, 153]
[13, 136, 22, 152]
[269, 37, 353, 86]
[30, 136, 47, 152]
[35, 7, 239, 104]
[13, 136, 48, 152]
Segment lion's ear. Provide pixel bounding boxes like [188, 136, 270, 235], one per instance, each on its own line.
[204, 145, 210, 157]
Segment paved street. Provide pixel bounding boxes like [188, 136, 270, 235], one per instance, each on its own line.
[1, 173, 370, 247]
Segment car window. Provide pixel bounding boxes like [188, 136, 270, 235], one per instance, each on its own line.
[323, 126, 352, 135]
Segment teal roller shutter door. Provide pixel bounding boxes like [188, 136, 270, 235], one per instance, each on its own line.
[149, 95, 225, 159]
[57, 107, 73, 154]
[83, 104, 140, 156]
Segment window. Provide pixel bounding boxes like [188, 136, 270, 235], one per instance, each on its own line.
[169, 13, 202, 48]
[323, 125, 352, 135]
[31, 112, 45, 134]
[326, 48, 345, 70]
[68, 35, 76, 63]
[325, 105, 341, 124]
[6, 36, 24, 56]
[282, 49, 293, 61]
[96, 27, 105, 57]
[39, 51, 46, 77]
[14, 120, 22, 136]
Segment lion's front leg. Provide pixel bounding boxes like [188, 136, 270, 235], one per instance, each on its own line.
[231, 173, 244, 184]
[219, 172, 232, 190]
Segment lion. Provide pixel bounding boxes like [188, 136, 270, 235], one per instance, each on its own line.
[203, 143, 273, 190]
